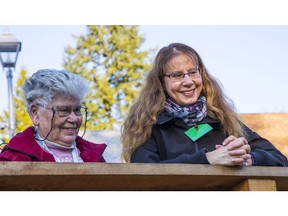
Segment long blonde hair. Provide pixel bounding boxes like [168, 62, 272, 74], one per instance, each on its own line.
[121, 43, 245, 162]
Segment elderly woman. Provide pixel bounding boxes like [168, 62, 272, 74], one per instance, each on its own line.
[121, 43, 288, 166]
[0, 69, 106, 162]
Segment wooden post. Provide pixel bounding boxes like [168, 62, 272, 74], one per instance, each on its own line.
[232, 179, 277, 191]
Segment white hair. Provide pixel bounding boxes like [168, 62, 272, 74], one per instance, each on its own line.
[22, 69, 89, 112]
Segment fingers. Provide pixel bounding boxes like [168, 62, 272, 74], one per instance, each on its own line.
[222, 135, 248, 149]
[242, 153, 252, 166]
[226, 137, 248, 151]
[211, 136, 252, 166]
[228, 148, 247, 156]
[228, 140, 251, 166]
[215, 144, 222, 149]
[231, 154, 251, 165]
[222, 135, 237, 146]
[243, 143, 251, 154]
[244, 158, 253, 166]
[228, 144, 251, 155]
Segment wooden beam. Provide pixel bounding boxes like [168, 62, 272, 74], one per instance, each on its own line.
[0, 162, 287, 191]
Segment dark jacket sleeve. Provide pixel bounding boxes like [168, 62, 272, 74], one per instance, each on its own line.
[131, 135, 209, 164]
[245, 126, 288, 166]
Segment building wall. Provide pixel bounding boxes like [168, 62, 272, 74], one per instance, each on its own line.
[240, 113, 288, 158]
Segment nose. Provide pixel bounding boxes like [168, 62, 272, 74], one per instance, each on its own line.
[182, 73, 193, 85]
[67, 111, 80, 122]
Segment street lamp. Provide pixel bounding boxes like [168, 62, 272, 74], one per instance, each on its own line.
[0, 29, 21, 138]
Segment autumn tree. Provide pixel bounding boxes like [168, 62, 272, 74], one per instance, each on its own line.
[63, 25, 154, 130]
[0, 67, 31, 145]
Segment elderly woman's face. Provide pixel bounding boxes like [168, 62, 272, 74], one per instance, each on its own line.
[163, 54, 203, 106]
[32, 96, 84, 147]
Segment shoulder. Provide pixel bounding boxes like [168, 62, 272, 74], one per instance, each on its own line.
[0, 127, 37, 161]
[76, 137, 107, 151]
[7, 126, 35, 148]
[75, 137, 107, 162]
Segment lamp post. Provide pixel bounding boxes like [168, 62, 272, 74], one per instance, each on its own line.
[0, 29, 22, 138]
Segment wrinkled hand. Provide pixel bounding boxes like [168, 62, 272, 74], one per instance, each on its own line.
[206, 135, 252, 166]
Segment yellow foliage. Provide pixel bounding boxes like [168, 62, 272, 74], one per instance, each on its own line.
[0, 67, 31, 143]
[63, 25, 155, 130]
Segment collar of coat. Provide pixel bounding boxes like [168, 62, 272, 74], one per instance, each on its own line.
[5, 126, 107, 162]
[157, 111, 220, 126]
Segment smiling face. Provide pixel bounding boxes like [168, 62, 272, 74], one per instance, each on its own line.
[30, 96, 83, 147]
[163, 54, 203, 106]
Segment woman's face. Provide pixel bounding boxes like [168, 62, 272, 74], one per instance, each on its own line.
[163, 54, 203, 106]
[31, 96, 84, 147]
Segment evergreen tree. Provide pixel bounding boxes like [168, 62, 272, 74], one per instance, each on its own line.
[63, 25, 154, 130]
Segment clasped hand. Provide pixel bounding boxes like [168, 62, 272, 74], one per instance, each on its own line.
[206, 135, 252, 166]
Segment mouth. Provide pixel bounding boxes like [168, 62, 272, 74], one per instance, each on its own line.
[62, 127, 77, 132]
[180, 88, 196, 95]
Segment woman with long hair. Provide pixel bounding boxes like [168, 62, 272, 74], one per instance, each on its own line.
[121, 43, 287, 166]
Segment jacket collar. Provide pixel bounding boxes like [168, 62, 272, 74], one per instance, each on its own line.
[7, 127, 107, 162]
[76, 137, 107, 162]
[157, 111, 220, 126]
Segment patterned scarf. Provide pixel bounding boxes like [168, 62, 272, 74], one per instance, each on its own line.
[165, 96, 207, 126]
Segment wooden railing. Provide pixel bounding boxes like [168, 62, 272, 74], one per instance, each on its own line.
[0, 162, 287, 191]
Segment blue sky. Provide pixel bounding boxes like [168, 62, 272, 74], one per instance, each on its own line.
[1, 25, 288, 114]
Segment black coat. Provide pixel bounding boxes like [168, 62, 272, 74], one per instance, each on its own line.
[131, 111, 288, 166]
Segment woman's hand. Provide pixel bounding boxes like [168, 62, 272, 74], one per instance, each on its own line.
[206, 135, 252, 166]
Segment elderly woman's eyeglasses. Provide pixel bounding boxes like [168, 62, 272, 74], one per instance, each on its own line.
[164, 67, 201, 82]
[37, 104, 87, 117]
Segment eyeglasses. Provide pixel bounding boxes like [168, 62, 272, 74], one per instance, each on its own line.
[37, 104, 87, 117]
[164, 67, 201, 82]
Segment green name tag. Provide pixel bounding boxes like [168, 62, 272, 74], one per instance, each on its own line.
[184, 123, 213, 142]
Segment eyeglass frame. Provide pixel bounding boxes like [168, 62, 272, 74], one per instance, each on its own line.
[163, 67, 201, 82]
[33, 104, 89, 141]
[36, 104, 87, 117]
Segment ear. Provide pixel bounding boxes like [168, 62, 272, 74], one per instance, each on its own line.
[30, 104, 40, 126]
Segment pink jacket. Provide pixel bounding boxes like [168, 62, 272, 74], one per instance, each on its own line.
[0, 126, 106, 162]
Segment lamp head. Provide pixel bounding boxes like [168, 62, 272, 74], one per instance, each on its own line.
[0, 29, 21, 69]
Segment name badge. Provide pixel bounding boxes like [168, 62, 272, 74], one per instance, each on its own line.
[184, 123, 213, 142]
